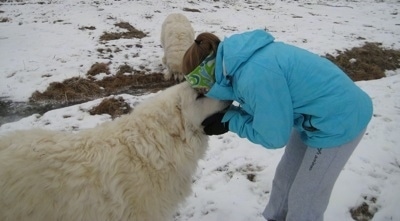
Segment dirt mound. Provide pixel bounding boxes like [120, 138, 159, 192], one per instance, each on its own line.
[30, 71, 175, 105]
[87, 62, 111, 76]
[89, 97, 131, 119]
[30, 77, 103, 103]
[350, 196, 378, 221]
[100, 22, 147, 41]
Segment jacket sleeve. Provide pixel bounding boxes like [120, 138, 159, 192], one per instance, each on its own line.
[222, 66, 293, 149]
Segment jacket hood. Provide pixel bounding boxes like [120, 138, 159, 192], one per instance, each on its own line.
[207, 29, 275, 100]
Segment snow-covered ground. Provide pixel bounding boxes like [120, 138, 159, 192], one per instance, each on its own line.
[1, 0, 399, 220]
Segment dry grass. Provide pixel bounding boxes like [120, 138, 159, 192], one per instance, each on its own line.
[325, 42, 400, 81]
[116, 64, 134, 75]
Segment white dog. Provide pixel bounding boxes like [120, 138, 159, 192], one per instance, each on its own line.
[0, 82, 230, 221]
[161, 13, 195, 82]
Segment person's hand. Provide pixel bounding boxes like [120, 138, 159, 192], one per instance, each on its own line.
[201, 112, 229, 135]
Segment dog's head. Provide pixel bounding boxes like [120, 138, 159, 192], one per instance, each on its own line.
[135, 81, 230, 140]
[129, 81, 231, 170]
[177, 82, 231, 131]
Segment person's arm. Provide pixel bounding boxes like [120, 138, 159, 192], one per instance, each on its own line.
[223, 67, 293, 149]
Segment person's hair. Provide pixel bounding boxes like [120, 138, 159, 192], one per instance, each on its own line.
[182, 32, 221, 75]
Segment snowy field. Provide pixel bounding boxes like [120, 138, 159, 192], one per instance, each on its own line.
[0, 0, 399, 220]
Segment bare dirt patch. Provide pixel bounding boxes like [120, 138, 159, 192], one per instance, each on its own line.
[78, 26, 96, 31]
[116, 64, 134, 75]
[0, 17, 10, 22]
[28, 42, 400, 107]
[350, 196, 379, 221]
[183, 8, 201, 12]
[325, 42, 400, 81]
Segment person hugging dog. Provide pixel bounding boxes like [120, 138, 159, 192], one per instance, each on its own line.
[182, 29, 373, 221]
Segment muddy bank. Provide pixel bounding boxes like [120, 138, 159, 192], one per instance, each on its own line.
[1, 42, 399, 126]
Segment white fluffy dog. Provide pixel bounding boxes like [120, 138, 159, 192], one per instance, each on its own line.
[0, 82, 230, 221]
[161, 13, 195, 82]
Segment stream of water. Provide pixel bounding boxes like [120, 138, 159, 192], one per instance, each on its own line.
[0, 99, 77, 126]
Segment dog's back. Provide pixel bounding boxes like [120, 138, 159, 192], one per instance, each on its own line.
[0, 82, 229, 221]
[161, 13, 195, 82]
[0, 128, 128, 221]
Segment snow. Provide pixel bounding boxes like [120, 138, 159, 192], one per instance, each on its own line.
[0, 0, 399, 220]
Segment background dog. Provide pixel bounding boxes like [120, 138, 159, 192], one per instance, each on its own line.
[161, 13, 195, 82]
[0, 82, 230, 221]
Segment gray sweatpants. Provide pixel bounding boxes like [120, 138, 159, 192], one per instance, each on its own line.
[262, 129, 366, 221]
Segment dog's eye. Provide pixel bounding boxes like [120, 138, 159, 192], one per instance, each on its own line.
[196, 93, 205, 99]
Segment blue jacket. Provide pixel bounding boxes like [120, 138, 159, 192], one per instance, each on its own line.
[206, 29, 373, 149]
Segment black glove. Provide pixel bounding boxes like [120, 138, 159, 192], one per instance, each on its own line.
[201, 112, 229, 135]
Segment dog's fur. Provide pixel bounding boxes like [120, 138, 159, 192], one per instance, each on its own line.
[161, 13, 195, 82]
[0, 82, 230, 221]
